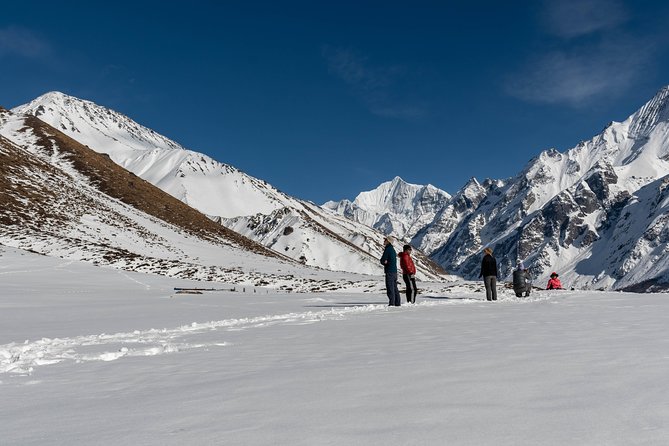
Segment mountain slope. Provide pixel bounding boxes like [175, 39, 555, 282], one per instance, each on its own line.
[15, 92, 288, 218]
[0, 106, 383, 292]
[14, 93, 446, 279]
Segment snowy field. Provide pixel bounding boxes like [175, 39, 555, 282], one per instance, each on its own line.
[2, 248, 669, 445]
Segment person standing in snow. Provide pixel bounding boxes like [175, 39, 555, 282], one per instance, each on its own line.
[398, 244, 417, 304]
[546, 272, 563, 290]
[380, 236, 401, 306]
[479, 247, 498, 301]
[512, 261, 532, 297]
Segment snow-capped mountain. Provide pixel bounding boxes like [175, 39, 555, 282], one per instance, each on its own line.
[0, 105, 401, 292]
[15, 92, 288, 219]
[323, 176, 451, 240]
[0, 106, 286, 283]
[329, 86, 669, 291]
[14, 93, 446, 279]
[439, 86, 669, 290]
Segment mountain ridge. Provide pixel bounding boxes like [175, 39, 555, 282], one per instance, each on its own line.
[16, 85, 669, 290]
[13, 92, 446, 280]
[326, 85, 669, 291]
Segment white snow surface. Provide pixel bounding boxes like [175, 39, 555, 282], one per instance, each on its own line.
[2, 247, 669, 445]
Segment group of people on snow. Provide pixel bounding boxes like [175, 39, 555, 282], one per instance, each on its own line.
[511, 262, 563, 295]
[476, 247, 564, 301]
[380, 236, 417, 306]
[380, 238, 563, 305]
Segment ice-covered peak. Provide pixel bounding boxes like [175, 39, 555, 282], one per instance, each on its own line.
[354, 176, 412, 211]
[628, 85, 669, 138]
[353, 176, 450, 215]
[324, 176, 452, 241]
[459, 177, 481, 193]
[446, 177, 487, 213]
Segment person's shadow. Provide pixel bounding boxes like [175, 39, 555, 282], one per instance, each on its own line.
[422, 296, 479, 301]
[304, 301, 387, 308]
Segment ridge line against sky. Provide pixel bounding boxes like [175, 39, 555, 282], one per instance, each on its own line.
[2, 0, 669, 203]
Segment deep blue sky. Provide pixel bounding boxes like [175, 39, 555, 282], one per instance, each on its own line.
[2, 1, 669, 203]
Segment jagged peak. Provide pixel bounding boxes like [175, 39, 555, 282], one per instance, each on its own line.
[518, 147, 564, 179]
[453, 177, 485, 200]
[421, 183, 451, 199]
[357, 176, 413, 197]
[540, 147, 562, 159]
[382, 176, 415, 192]
[359, 176, 449, 200]
[482, 178, 503, 188]
[462, 177, 480, 189]
[628, 85, 669, 138]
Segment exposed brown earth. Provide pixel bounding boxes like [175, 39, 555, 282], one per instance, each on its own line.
[0, 135, 65, 228]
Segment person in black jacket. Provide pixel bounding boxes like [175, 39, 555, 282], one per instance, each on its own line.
[479, 247, 498, 301]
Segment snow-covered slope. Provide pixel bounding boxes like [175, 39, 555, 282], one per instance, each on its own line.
[0, 106, 386, 291]
[14, 93, 446, 279]
[14, 92, 287, 218]
[330, 86, 669, 291]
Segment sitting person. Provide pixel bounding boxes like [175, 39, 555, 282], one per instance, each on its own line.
[546, 272, 563, 290]
[512, 262, 532, 297]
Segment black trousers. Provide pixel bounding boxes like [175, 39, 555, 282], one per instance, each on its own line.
[403, 274, 417, 303]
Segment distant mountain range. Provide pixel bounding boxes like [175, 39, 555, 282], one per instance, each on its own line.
[6, 86, 669, 291]
[325, 86, 669, 292]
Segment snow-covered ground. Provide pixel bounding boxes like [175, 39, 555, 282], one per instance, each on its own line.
[2, 247, 668, 445]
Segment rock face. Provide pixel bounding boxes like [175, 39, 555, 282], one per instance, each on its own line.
[326, 86, 669, 291]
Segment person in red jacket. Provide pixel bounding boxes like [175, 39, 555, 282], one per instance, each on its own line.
[398, 244, 418, 303]
[546, 272, 563, 290]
